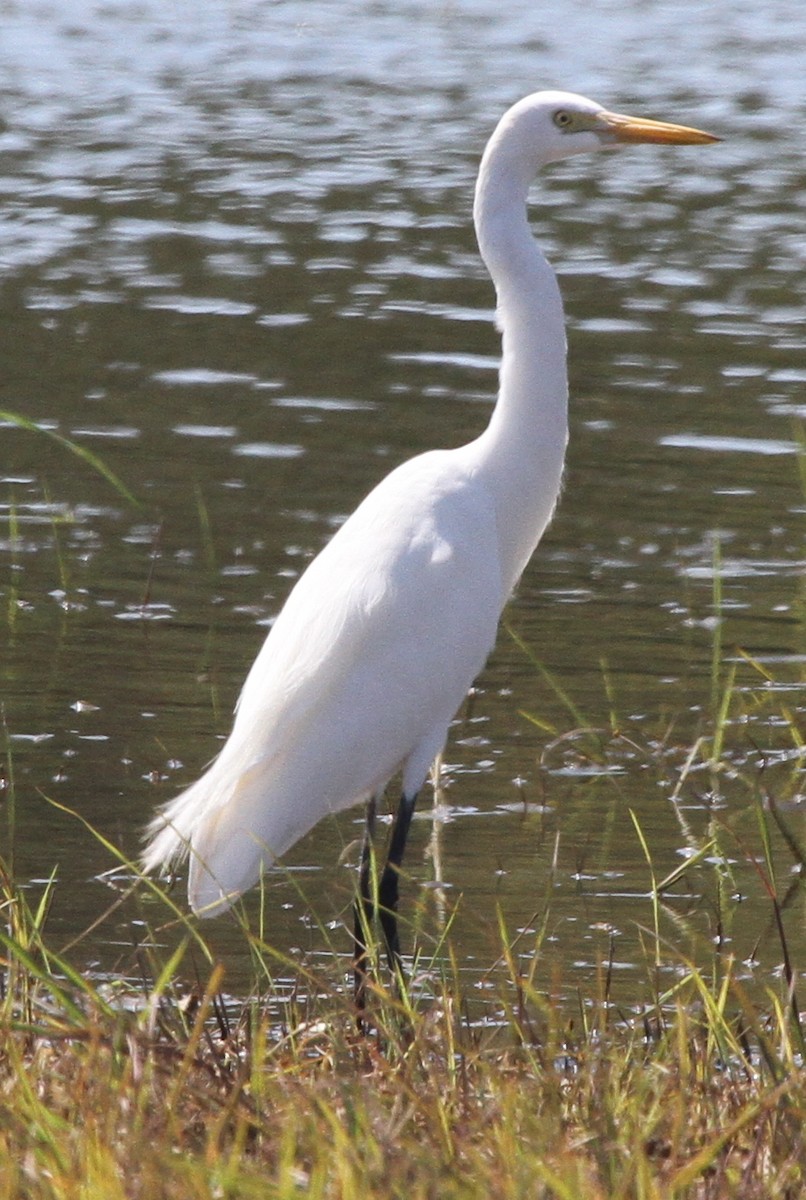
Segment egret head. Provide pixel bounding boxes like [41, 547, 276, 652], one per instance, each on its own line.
[497, 90, 719, 170]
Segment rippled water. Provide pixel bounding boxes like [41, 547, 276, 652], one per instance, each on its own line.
[1, 0, 803, 1000]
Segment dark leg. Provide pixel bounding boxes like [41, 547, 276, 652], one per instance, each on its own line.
[377, 792, 417, 973]
[353, 795, 377, 1016]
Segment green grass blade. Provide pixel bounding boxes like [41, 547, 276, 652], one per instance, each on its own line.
[0, 409, 141, 507]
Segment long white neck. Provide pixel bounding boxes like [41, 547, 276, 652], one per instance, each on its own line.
[465, 123, 569, 594]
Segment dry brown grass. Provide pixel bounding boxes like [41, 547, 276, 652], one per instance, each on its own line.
[1, 861, 804, 1200]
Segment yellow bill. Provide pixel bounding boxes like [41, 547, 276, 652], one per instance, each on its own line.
[596, 109, 720, 145]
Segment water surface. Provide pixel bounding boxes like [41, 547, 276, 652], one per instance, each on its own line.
[1, 0, 803, 1003]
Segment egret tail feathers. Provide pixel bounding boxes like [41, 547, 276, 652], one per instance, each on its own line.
[141, 753, 322, 918]
[141, 772, 213, 876]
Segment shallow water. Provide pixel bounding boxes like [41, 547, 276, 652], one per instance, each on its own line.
[1, 0, 803, 1002]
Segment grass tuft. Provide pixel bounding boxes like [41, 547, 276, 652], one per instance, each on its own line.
[1, 817, 805, 1198]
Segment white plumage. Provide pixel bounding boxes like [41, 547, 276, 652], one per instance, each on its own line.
[143, 90, 716, 922]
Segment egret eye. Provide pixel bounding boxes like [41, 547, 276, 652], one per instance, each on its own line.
[553, 109, 574, 131]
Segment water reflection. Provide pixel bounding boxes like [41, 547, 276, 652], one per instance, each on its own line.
[0, 0, 803, 1000]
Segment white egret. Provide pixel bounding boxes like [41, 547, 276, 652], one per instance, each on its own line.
[143, 91, 717, 984]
